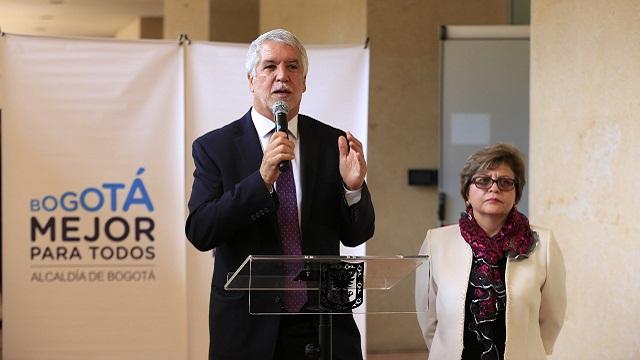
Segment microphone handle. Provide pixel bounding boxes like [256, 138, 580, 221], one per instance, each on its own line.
[275, 112, 290, 172]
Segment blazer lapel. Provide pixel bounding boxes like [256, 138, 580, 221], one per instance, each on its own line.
[298, 116, 320, 238]
[233, 111, 263, 175]
[233, 110, 281, 252]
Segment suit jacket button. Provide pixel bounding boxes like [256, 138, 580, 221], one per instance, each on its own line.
[275, 296, 281, 303]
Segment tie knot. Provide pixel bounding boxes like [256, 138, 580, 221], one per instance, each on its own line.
[272, 128, 291, 137]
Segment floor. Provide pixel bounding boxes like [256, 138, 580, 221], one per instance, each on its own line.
[0, 328, 424, 360]
[368, 352, 425, 360]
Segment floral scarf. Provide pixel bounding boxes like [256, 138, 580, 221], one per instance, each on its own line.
[459, 207, 536, 360]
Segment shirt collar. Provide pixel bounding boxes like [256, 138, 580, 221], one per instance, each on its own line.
[251, 107, 299, 139]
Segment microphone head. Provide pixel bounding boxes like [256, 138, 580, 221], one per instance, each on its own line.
[272, 100, 289, 116]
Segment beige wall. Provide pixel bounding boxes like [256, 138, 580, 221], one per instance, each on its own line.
[164, 0, 210, 41]
[260, 0, 366, 44]
[530, 1, 640, 358]
[210, 0, 259, 43]
[116, 17, 163, 40]
[164, 0, 258, 43]
[115, 18, 142, 39]
[140, 17, 163, 39]
[366, 0, 510, 352]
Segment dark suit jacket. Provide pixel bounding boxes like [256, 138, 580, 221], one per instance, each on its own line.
[186, 110, 375, 360]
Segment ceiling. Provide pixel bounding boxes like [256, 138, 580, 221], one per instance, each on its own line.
[0, 0, 163, 38]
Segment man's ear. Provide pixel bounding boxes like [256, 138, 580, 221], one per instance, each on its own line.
[302, 76, 307, 93]
[248, 74, 254, 92]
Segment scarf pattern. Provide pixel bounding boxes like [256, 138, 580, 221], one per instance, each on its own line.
[459, 207, 537, 360]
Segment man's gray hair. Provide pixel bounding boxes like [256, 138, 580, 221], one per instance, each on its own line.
[245, 29, 308, 77]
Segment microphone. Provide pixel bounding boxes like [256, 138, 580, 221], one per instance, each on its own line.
[272, 101, 290, 172]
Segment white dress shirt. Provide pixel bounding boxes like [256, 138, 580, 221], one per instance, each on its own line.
[250, 108, 361, 226]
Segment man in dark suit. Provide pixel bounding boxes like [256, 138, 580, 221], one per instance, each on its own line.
[186, 29, 375, 360]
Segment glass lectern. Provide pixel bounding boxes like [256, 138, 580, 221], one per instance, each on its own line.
[225, 255, 428, 359]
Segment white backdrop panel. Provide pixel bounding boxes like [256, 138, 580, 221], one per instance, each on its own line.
[1, 34, 187, 360]
[185, 41, 369, 359]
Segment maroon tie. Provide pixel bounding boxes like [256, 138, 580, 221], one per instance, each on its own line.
[275, 164, 308, 312]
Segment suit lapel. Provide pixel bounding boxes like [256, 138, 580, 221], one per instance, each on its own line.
[233, 111, 263, 175]
[233, 111, 282, 252]
[299, 116, 320, 238]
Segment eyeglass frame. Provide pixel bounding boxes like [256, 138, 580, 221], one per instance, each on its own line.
[470, 176, 518, 191]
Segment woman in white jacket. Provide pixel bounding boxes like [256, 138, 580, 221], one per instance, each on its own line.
[415, 143, 566, 360]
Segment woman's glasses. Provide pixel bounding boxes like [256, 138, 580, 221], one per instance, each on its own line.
[471, 176, 517, 191]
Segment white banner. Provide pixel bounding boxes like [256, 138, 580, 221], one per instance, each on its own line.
[184, 41, 250, 360]
[1, 35, 187, 359]
[185, 41, 369, 359]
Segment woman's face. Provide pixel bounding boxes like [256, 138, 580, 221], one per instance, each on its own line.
[467, 163, 517, 221]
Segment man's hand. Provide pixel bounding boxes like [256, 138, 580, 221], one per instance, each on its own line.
[260, 131, 295, 191]
[338, 132, 367, 190]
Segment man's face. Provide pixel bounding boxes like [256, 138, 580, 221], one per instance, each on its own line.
[248, 40, 306, 120]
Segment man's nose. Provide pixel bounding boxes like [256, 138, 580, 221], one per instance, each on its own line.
[275, 63, 289, 81]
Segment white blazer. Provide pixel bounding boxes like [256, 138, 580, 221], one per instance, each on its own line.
[415, 225, 566, 360]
